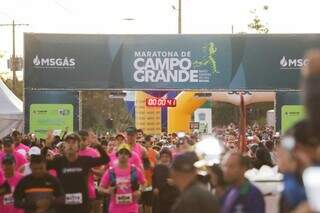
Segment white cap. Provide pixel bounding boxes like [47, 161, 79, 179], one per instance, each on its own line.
[28, 146, 41, 156]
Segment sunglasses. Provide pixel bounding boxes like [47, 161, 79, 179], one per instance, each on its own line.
[118, 149, 131, 155]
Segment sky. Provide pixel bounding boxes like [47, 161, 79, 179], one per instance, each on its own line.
[1, 0, 320, 78]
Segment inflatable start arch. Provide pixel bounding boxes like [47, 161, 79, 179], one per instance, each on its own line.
[168, 92, 206, 133]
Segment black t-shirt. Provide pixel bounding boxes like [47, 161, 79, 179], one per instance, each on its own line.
[152, 164, 179, 204]
[13, 173, 64, 213]
[172, 182, 219, 213]
[47, 149, 109, 213]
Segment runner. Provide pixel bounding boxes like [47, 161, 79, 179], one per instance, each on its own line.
[136, 129, 144, 141]
[125, 127, 147, 160]
[152, 147, 179, 213]
[46, 133, 109, 213]
[0, 154, 23, 213]
[221, 152, 265, 213]
[108, 135, 143, 171]
[78, 130, 101, 213]
[125, 127, 151, 178]
[0, 137, 27, 171]
[141, 135, 158, 213]
[171, 152, 219, 213]
[99, 143, 145, 213]
[13, 155, 64, 213]
[19, 146, 41, 176]
[11, 131, 30, 153]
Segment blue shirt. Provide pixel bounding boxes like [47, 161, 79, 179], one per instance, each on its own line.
[282, 173, 307, 209]
[222, 180, 265, 213]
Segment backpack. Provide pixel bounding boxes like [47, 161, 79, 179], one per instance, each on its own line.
[109, 165, 139, 192]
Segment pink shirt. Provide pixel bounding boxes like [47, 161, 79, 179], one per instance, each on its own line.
[14, 143, 30, 153]
[109, 151, 143, 171]
[0, 170, 4, 185]
[78, 147, 100, 199]
[0, 172, 23, 213]
[100, 165, 145, 213]
[0, 152, 27, 171]
[131, 143, 144, 159]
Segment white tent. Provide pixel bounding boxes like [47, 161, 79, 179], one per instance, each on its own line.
[0, 79, 23, 138]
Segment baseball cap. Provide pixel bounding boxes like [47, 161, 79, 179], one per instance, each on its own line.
[171, 152, 198, 173]
[64, 133, 81, 142]
[2, 137, 13, 146]
[126, 127, 137, 135]
[117, 143, 131, 154]
[2, 154, 15, 165]
[115, 133, 126, 140]
[28, 146, 41, 156]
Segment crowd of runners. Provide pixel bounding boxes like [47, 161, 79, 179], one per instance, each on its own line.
[3, 50, 320, 213]
[0, 122, 283, 213]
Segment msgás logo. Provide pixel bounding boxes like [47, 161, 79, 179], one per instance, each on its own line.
[33, 55, 76, 69]
[280, 56, 309, 70]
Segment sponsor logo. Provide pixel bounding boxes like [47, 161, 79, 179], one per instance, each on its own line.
[58, 109, 70, 116]
[62, 167, 83, 174]
[32, 55, 76, 69]
[132, 43, 217, 83]
[193, 42, 219, 77]
[133, 51, 199, 83]
[280, 56, 309, 70]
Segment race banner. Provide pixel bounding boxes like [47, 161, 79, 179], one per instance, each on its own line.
[24, 34, 320, 90]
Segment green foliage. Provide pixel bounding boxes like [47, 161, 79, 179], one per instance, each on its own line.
[212, 102, 239, 126]
[81, 91, 134, 132]
[212, 101, 274, 127]
[248, 6, 269, 34]
[2, 78, 23, 100]
[247, 102, 274, 126]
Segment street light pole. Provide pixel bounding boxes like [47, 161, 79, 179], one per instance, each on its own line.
[178, 0, 182, 34]
[0, 20, 28, 93]
[12, 20, 16, 92]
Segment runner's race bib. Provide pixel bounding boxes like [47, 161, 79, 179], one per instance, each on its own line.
[115, 193, 133, 204]
[3, 194, 14, 205]
[65, 193, 83, 205]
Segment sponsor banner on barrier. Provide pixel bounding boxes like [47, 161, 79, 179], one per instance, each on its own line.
[275, 91, 303, 132]
[281, 105, 305, 134]
[24, 90, 79, 136]
[30, 104, 74, 139]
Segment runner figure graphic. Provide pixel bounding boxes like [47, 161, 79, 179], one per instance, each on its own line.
[193, 42, 219, 76]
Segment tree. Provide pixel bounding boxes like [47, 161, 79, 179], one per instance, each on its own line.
[81, 91, 134, 132]
[212, 102, 239, 126]
[211, 101, 274, 127]
[248, 5, 269, 34]
[1, 78, 23, 100]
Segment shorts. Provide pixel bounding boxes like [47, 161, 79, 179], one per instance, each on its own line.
[89, 199, 102, 213]
[140, 191, 153, 206]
